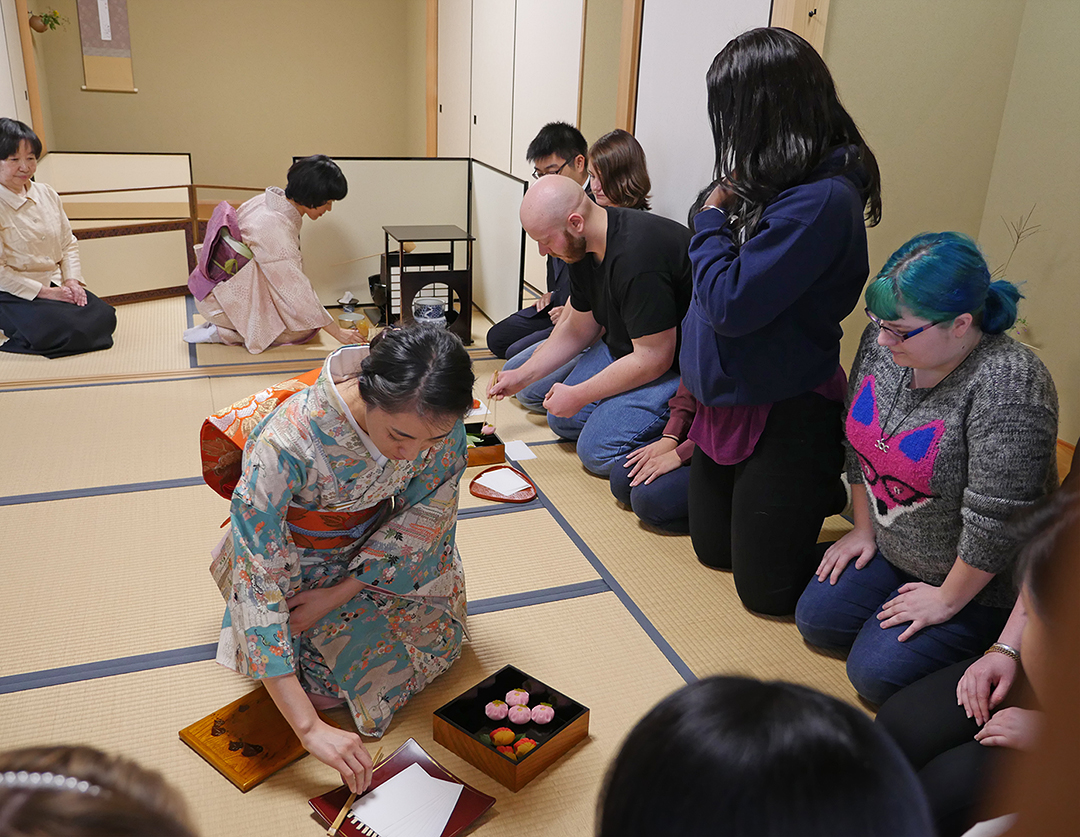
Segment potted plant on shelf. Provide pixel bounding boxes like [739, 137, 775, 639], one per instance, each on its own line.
[28, 9, 68, 33]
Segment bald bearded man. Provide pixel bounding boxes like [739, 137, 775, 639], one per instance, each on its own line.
[488, 175, 691, 476]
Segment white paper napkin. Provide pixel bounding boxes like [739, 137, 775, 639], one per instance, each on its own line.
[474, 467, 531, 495]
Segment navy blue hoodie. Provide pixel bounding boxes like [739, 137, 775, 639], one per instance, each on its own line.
[680, 146, 870, 407]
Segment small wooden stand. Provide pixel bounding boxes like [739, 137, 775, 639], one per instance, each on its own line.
[179, 686, 340, 792]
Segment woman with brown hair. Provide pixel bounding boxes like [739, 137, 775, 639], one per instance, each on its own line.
[587, 129, 651, 211]
[0, 746, 197, 836]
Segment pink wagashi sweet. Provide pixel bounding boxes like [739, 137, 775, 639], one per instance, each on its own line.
[490, 727, 515, 746]
[485, 700, 508, 720]
[481, 424, 496, 436]
[508, 704, 532, 724]
[505, 688, 530, 706]
[531, 703, 555, 724]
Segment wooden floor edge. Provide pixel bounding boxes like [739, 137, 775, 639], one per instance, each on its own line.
[0, 359, 321, 391]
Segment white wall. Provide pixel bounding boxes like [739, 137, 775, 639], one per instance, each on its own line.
[633, 0, 771, 223]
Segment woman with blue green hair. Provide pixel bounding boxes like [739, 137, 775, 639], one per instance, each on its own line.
[795, 231, 1059, 705]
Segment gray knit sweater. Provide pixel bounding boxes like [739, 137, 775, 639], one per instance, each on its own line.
[845, 326, 1058, 607]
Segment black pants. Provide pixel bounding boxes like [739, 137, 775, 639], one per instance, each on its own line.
[876, 658, 1005, 837]
[0, 290, 116, 358]
[688, 391, 845, 615]
[486, 308, 552, 359]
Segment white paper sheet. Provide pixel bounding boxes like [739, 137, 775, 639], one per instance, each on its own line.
[503, 439, 536, 460]
[349, 763, 463, 837]
[466, 404, 489, 419]
[474, 467, 531, 495]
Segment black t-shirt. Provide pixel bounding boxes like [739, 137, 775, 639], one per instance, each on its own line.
[569, 207, 692, 367]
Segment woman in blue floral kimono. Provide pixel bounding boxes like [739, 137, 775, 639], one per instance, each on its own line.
[210, 325, 474, 793]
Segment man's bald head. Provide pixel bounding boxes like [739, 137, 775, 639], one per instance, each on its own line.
[520, 174, 590, 240]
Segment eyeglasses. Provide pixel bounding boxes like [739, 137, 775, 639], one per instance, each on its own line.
[531, 159, 569, 180]
[865, 308, 944, 341]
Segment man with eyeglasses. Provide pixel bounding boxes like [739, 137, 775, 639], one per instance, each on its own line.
[488, 174, 692, 478]
[486, 122, 591, 360]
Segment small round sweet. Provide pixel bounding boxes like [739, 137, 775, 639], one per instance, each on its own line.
[505, 689, 530, 706]
[491, 727, 515, 746]
[485, 700, 508, 720]
[496, 745, 517, 761]
[481, 424, 496, 435]
[531, 703, 555, 724]
[514, 737, 538, 757]
[508, 704, 532, 724]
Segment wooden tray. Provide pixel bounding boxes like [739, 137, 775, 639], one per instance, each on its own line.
[179, 685, 340, 792]
[309, 738, 495, 837]
[468, 465, 537, 503]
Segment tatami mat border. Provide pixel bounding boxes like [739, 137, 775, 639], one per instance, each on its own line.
[0, 477, 205, 506]
[457, 499, 544, 518]
[0, 582, 611, 695]
[510, 456, 697, 684]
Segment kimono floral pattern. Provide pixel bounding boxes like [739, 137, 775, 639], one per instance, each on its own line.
[212, 346, 468, 736]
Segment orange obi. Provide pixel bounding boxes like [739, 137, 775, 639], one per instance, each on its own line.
[285, 501, 389, 550]
[199, 367, 321, 500]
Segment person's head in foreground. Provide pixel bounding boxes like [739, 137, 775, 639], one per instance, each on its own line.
[865, 231, 1021, 374]
[587, 129, 651, 210]
[1012, 487, 1080, 699]
[526, 121, 589, 185]
[596, 676, 933, 837]
[0, 118, 42, 196]
[706, 26, 881, 237]
[519, 174, 594, 265]
[285, 154, 348, 220]
[355, 324, 474, 461]
[0, 746, 197, 837]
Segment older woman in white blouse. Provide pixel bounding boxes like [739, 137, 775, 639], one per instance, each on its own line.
[0, 118, 115, 358]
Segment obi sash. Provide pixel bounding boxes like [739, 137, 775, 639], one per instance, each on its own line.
[286, 500, 390, 550]
[199, 367, 321, 500]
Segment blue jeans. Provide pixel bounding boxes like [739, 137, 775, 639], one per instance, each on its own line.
[511, 340, 678, 476]
[795, 554, 1010, 705]
[609, 456, 690, 533]
[502, 339, 583, 413]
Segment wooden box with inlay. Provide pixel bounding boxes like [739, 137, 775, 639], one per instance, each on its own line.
[432, 665, 589, 792]
[465, 420, 505, 467]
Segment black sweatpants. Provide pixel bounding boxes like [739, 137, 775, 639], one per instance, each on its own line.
[688, 391, 845, 615]
[876, 658, 1007, 837]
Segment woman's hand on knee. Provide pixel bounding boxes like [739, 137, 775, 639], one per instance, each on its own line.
[974, 707, 1041, 750]
[625, 438, 680, 486]
[957, 652, 1018, 726]
[37, 285, 77, 303]
[816, 527, 876, 584]
[877, 582, 958, 641]
[300, 719, 373, 793]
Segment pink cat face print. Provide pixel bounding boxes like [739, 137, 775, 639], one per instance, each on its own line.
[846, 376, 944, 526]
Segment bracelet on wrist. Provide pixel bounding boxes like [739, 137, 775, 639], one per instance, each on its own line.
[984, 642, 1020, 663]
[661, 434, 680, 444]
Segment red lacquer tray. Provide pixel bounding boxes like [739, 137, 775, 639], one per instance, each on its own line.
[468, 465, 537, 504]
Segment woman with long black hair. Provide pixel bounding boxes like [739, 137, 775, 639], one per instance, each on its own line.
[680, 27, 882, 615]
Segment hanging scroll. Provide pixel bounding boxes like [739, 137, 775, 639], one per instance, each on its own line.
[76, 0, 136, 92]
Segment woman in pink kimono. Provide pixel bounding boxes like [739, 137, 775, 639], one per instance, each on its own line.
[210, 325, 474, 793]
[186, 155, 362, 352]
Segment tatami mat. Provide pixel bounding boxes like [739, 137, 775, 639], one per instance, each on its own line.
[456, 508, 601, 601]
[4, 484, 596, 678]
[514, 442, 858, 705]
[2, 486, 229, 677]
[0, 593, 685, 837]
[3, 377, 211, 495]
[0, 296, 191, 386]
